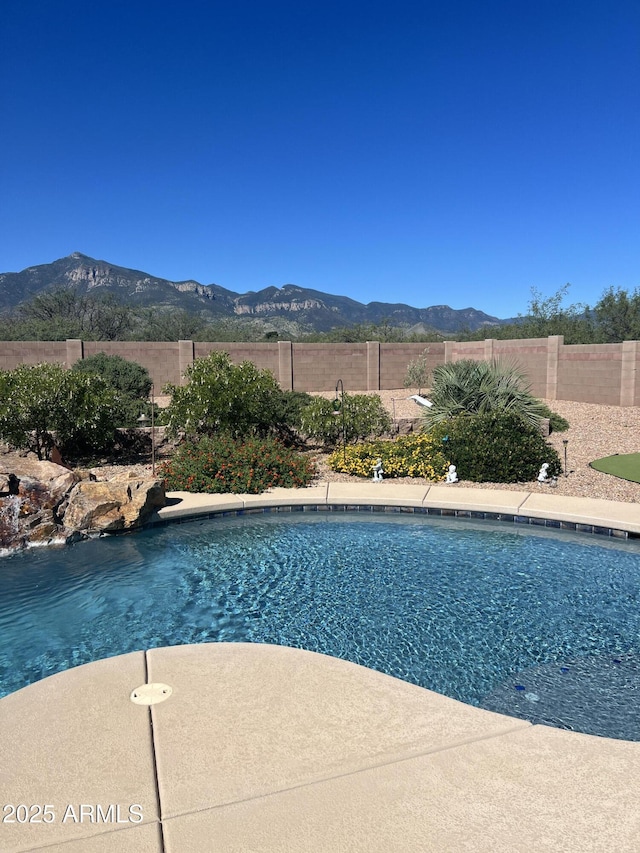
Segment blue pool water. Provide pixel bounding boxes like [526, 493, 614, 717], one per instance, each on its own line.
[1, 513, 638, 740]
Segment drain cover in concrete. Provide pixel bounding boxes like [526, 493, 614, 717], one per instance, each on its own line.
[130, 682, 173, 705]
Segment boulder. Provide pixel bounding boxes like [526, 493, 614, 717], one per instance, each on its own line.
[17, 467, 80, 511]
[120, 479, 165, 527]
[395, 417, 421, 435]
[0, 457, 166, 551]
[0, 460, 80, 550]
[27, 520, 60, 543]
[61, 479, 166, 534]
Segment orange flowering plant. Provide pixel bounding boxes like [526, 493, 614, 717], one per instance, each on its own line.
[159, 434, 315, 494]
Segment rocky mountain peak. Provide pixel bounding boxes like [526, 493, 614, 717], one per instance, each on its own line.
[0, 254, 506, 335]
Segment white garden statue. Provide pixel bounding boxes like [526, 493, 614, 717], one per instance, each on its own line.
[372, 458, 384, 482]
[445, 464, 458, 484]
[537, 463, 550, 483]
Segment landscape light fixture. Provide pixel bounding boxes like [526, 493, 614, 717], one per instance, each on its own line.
[334, 379, 346, 463]
[563, 438, 568, 478]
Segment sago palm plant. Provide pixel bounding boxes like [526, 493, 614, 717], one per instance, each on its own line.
[421, 359, 547, 428]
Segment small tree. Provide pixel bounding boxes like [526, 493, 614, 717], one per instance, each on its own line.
[163, 351, 284, 439]
[403, 348, 430, 393]
[0, 363, 119, 460]
[138, 308, 209, 342]
[508, 285, 592, 344]
[593, 287, 640, 343]
[16, 288, 135, 341]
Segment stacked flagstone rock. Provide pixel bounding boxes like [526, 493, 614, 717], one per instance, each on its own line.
[0, 457, 165, 551]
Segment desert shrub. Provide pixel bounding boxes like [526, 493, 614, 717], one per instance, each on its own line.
[538, 404, 570, 433]
[0, 363, 119, 460]
[159, 434, 315, 493]
[72, 352, 153, 427]
[271, 390, 314, 442]
[72, 352, 152, 398]
[299, 393, 392, 448]
[275, 390, 313, 425]
[403, 348, 430, 393]
[163, 351, 285, 439]
[328, 433, 450, 480]
[429, 412, 562, 483]
[423, 359, 548, 428]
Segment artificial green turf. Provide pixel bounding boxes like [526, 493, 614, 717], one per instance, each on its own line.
[590, 452, 640, 483]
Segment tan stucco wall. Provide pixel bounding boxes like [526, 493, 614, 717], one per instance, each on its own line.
[1, 337, 639, 405]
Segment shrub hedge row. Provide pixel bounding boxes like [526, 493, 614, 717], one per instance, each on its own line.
[328, 412, 562, 484]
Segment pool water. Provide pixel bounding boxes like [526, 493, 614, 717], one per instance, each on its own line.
[1, 513, 638, 740]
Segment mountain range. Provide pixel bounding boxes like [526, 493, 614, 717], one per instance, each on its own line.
[0, 253, 507, 335]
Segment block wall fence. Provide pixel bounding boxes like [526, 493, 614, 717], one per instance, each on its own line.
[0, 336, 638, 406]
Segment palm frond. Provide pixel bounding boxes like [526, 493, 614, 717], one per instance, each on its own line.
[421, 359, 546, 428]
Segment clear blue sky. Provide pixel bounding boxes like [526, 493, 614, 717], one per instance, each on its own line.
[2, 0, 638, 318]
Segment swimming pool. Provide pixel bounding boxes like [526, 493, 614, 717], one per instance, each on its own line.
[1, 512, 638, 740]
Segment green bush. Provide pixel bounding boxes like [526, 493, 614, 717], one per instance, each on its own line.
[270, 390, 314, 443]
[328, 433, 449, 480]
[163, 351, 286, 439]
[538, 404, 570, 433]
[299, 393, 392, 448]
[429, 413, 562, 483]
[274, 390, 313, 428]
[72, 352, 152, 398]
[0, 363, 119, 460]
[72, 352, 154, 427]
[159, 434, 316, 493]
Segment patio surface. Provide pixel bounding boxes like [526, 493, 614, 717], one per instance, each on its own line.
[1, 484, 639, 852]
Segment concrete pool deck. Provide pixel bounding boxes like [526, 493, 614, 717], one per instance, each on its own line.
[1, 484, 639, 852]
[156, 481, 640, 536]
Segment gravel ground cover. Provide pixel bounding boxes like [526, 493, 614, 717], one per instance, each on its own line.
[92, 390, 640, 505]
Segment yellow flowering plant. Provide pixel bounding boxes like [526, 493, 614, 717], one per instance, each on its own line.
[328, 434, 449, 481]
